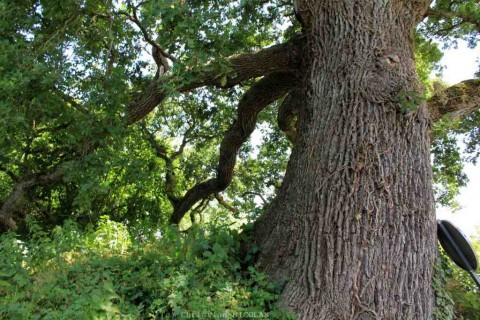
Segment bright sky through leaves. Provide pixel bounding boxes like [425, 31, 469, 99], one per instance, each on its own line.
[437, 40, 480, 236]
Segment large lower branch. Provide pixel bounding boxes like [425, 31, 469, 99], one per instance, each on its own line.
[0, 167, 64, 232]
[170, 72, 299, 224]
[428, 79, 480, 123]
[0, 135, 103, 232]
[126, 36, 303, 124]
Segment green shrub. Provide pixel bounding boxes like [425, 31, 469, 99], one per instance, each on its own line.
[442, 252, 480, 319]
[434, 236, 480, 320]
[433, 254, 455, 320]
[0, 217, 294, 319]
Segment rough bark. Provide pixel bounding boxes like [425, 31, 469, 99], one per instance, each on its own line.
[278, 90, 301, 143]
[253, 1, 437, 319]
[428, 79, 480, 122]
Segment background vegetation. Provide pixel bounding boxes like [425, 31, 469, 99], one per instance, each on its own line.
[0, 217, 294, 319]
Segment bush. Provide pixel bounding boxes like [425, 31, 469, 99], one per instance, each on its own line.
[0, 217, 293, 319]
[434, 235, 480, 320]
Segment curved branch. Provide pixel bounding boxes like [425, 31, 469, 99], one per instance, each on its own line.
[189, 198, 209, 225]
[53, 88, 91, 116]
[1, 37, 303, 232]
[278, 89, 301, 143]
[139, 123, 169, 161]
[428, 79, 480, 123]
[125, 36, 303, 124]
[243, 191, 267, 205]
[170, 72, 299, 224]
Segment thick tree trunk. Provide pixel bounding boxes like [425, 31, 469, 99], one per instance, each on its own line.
[253, 1, 436, 319]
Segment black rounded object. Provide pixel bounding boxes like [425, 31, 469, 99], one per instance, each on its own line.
[437, 220, 478, 271]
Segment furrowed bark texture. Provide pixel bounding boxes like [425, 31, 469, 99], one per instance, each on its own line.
[253, 1, 436, 319]
[428, 79, 480, 122]
[278, 90, 300, 143]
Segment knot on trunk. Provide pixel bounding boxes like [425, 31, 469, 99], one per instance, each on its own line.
[361, 51, 409, 104]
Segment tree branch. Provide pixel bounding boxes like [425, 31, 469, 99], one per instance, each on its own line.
[215, 193, 239, 213]
[0, 36, 303, 232]
[118, 6, 175, 62]
[171, 120, 196, 160]
[278, 89, 301, 143]
[426, 9, 480, 33]
[125, 36, 303, 124]
[189, 198, 209, 225]
[139, 123, 179, 205]
[0, 167, 64, 232]
[53, 88, 91, 116]
[0, 131, 107, 232]
[428, 79, 480, 123]
[243, 191, 267, 205]
[139, 123, 169, 161]
[169, 72, 299, 224]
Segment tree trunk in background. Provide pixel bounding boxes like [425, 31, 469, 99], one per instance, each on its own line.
[253, 1, 436, 319]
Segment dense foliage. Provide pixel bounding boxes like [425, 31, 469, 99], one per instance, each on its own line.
[0, 217, 293, 319]
[440, 234, 480, 319]
[0, 0, 294, 233]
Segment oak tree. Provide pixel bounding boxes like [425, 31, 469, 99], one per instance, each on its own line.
[1, 0, 480, 318]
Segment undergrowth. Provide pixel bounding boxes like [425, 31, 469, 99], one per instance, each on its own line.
[0, 217, 294, 319]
